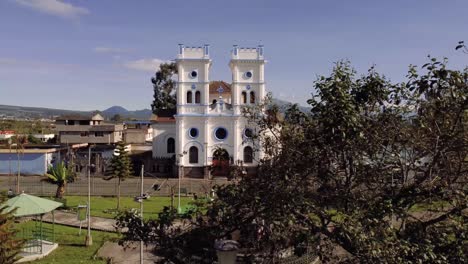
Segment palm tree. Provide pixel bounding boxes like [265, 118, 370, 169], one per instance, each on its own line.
[46, 162, 72, 198]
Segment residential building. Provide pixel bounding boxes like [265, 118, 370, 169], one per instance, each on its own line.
[55, 113, 123, 144]
[123, 121, 153, 144]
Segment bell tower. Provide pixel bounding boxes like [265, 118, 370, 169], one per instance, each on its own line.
[176, 44, 212, 114]
[229, 45, 265, 115]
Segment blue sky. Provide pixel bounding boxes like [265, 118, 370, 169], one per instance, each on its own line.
[0, 0, 467, 111]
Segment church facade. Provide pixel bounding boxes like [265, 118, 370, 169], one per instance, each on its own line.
[152, 44, 266, 178]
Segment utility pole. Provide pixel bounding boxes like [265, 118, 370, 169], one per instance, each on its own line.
[85, 145, 93, 246]
[177, 153, 182, 213]
[140, 165, 144, 264]
[8, 138, 12, 191]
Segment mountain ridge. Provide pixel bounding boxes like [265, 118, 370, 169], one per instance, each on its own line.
[0, 100, 309, 120]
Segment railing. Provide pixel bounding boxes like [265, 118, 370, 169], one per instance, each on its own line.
[179, 105, 205, 114]
[1, 177, 228, 197]
[19, 223, 55, 254]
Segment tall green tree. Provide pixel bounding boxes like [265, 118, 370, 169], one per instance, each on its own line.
[108, 141, 132, 210]
[0, 195, 24, 264]
[45, 161, 73, 199]
[151, 62, 177, 113]
[118, 58, 467, 263]
[110, 114, 123, 122]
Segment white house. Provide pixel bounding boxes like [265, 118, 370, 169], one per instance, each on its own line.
[152, 44, 266, 178]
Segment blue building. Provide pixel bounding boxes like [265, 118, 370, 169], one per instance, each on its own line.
[0, 148, 59, 175]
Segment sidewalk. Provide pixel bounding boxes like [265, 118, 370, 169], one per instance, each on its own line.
[41, 210, 123, 232]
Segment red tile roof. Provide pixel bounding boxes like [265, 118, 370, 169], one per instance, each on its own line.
[209, 81, 231, 94]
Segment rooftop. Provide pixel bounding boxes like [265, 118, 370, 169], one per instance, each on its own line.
[55, 113, 104, 121]
[209, 81, 231, 94]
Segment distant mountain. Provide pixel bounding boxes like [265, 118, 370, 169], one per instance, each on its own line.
[102, 106, 153, 120]
[0, 104, 153, 120]
[102, 105, 129, 115]
[0, 100, 308, 121]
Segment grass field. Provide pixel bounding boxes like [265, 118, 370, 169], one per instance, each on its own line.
[62, 195, 193, 220]
[15, 221, 119, 264]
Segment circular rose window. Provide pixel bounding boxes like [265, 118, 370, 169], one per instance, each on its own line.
[189, 128, 198, 138]
[214, 127, 228, 140]
[190, 70, 198, 78]
[244, 128, 253, 138]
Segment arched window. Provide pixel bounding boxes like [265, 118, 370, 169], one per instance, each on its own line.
[243, 146, 253, 163]
[187, 91, 193, 103]
[250, 91, 255, 104]
[195, 91, 201, 103]
[189, 146, 198, 164]
[167, 138, 175, 153]
[241, 91, 247, 104]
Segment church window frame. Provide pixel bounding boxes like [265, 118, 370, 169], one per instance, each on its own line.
[250, 91, 256, 104]
[188, 128, 199, 139]
[243, 146, 254, 163]
[241, 91, 247, 104]
[214, 127, 228, 141]
[189, 146, 198, 164]
[187, 91, 193, 104]
[195, 91, 201, 104]
[189, 70, 198, 79]
[167, 137, 175, 154]
[243, 128, 253, 138]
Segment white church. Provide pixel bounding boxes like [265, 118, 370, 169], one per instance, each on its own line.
[152, 44, 266, 178]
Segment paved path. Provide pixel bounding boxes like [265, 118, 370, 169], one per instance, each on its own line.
[42, 210, 122, 232]
[97, 242, 159, 264]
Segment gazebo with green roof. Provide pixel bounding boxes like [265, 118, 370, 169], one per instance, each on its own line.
[1, 193, 62, 255]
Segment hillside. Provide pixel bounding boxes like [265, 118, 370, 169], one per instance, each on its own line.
[0, 100, 309, 121]
[0, 105, 152, 120]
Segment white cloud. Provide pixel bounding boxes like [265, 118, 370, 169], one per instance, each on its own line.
[123, 58, 167, 72]
[14, 0, 89, 19]
[94, 47, 131, 54]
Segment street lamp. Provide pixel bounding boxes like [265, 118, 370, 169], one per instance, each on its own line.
[134, 165, 145, 264]
[85, 145, 93, 246]
[176, 152, 186, 213]
[8, 138, 12, 191]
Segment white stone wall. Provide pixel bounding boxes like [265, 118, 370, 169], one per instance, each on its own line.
[152, 123, 176, 158]
[175, 115, 258, 167]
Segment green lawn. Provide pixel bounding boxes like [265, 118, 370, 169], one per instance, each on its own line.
[15, 221, 118, 264]
[62, 195, 193, 220]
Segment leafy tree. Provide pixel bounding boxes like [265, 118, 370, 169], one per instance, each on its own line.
[27, 134, 43, 144]
[45, 161, 73, 199]
[151, 62, 178, 113]
[107, 141, 132, 210]
[118, 58, 467, 263]
[0, 193, 24, 264]
[456, 40, 468, 54]
[111, 114, 123, 122]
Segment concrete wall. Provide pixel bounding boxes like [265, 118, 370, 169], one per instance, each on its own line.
[124, 129, 152, 144]
[0, 153, 47, 175]
[59, 131, 122, 144]
[152, 123, 176, 158]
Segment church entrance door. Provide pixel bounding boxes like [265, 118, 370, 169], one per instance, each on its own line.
[212, 148, 230, 177]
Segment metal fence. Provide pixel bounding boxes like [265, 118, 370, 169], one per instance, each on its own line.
[1, 177, 228, 197]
